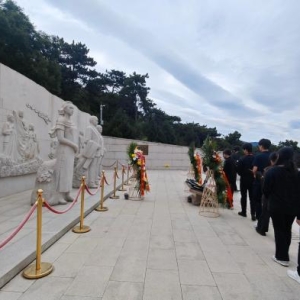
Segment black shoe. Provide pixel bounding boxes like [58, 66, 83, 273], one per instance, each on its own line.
[251, 215, 256, 221]
[238, 212, 247, 217]
[256, 228, 266, 236]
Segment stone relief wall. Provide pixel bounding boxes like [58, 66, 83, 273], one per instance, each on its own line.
[0, 110, 43, 177]
[0, 63, 191, 198]
[0, 63, 90, 190]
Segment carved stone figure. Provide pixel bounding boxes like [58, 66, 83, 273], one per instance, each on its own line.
[2, 110, 41, 164]
[2, 113, 16, 155]
[73, 116, 101, 188]
[48, 139, 58, 159]
[12, 110, 29, 162]
[1, 110, 43, 179]
[78, 131, 85, 155]
[48, 101, 78, 203]
[96, 124, 106, 180]
[30, 159, 61, 206]
[25, 124, 40, 160]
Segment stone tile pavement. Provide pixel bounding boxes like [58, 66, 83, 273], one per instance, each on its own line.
[1, 170, 300, 299]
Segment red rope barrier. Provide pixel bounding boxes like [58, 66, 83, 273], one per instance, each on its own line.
[103, 173, 110, 185]
[43, 187, 82, 214]
[85, 184, 100, 196]
[0, 203, 37, 249]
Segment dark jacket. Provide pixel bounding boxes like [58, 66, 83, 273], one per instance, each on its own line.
[263, 166, 300, 215]
[237, 154, 254, 184]
[223, 156, 237, 186]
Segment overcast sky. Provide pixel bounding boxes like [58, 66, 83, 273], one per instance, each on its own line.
[14, 0, 300, 144]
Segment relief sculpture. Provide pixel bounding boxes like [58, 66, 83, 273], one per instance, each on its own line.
[0, 110, 42, 177]
[73, 116, 102, 188]
[31, 101, 78, 205]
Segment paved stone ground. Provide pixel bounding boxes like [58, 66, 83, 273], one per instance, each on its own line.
[1, 170, 300, 299]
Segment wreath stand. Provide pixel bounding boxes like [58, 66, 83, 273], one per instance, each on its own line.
[199, 170, 220, 218]
[184, 164, 195, 192]
[128, 177, 144, 201]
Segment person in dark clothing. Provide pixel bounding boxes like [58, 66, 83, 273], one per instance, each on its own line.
[287, 150, 300, 282]
[231, 146, 241, 191]
[287, 217, 300, 283]
[252, 138, 271, 220]
[255, 151, 278, 236]
[263, 147, 300, 267]
[223, 149, 237, 206]
[237, 143, 255, 219]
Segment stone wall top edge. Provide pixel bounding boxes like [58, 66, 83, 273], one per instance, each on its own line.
[103, 135, 190, 149]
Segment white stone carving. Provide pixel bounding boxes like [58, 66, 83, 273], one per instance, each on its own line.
[0, 111, 42, 178]
[78, 131, 85, 155]
[26, 103, 51, 124]
[48, 139, 58, 159]
[13, 110, 29, 161]
[30, 159, 62, 206]
[2, 113, 15, 155]
[96, 124, 106, 180]
[73, 116, 101, 188]
[0, 156, 42, 177]
[46, 101, 78, 203]
[25, 124, 40, 160]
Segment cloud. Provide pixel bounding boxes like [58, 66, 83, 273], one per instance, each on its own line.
[45, 0, 252, 114]
[290, 120, 300, 130]
[14, 0, 300, 144]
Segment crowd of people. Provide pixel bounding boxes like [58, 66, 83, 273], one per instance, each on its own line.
[222, 139, 300, 285]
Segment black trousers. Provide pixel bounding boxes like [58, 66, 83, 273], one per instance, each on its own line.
[240, 180, 254, 215]
[253, 179, 262, 219]
[297, 243, 300, 276]
[270, 212, 295, 261]
[256, 195, 270, 233]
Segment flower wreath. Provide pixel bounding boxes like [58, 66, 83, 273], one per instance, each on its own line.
[127, 143, 150, 196]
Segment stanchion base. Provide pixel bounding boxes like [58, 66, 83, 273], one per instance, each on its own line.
[110, 195, 120, 199]
[119, 188, 127, 191]
[23, 262, 53, 279]
[72, 225, 91, 233]
[95, 206, 108, 212]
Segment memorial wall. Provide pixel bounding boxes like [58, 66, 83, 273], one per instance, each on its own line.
[0, 63, 190, 198]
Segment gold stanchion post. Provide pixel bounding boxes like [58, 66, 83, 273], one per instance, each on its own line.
[23, 189, 53, 279]
[95, 171, 108, 211]
[119, 165, 127, 191]
[73, 176, 91, 233]
[110, 166, 120, 199]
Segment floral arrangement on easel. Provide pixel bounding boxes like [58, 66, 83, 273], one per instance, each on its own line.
[127, 142, 150, 196]
[188, 143, 202, 184]
[201, 137, 226, 204]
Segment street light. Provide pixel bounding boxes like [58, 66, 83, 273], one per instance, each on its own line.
[99, 104, 105, 125]
[135, 94, 140, 122]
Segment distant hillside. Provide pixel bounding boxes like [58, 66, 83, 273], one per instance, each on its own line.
[251, 142, 258, 147]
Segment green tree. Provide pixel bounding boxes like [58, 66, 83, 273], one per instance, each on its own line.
[0, 0, 61, 93]
[224, 131, 242, 147]
[0, 1, 231, 147]
[278, 140, 299, 151]
[119, 72, 150, 121]
[105, 108, 138, 139]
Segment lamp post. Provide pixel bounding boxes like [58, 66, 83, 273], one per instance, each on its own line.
[100, 104, 105, 125]
[135, 94, 140, 122]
